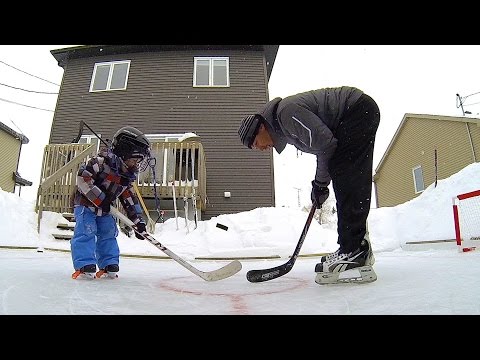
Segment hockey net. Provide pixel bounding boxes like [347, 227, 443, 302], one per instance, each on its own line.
[452, 189, 480, 252]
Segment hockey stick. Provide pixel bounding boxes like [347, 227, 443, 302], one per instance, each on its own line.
[246, 205, 317, 283]
[191, 143, 198, 229]
[110, 206, 242, 281]
[170, 142, 180, 230]
[171, 183, 179, 230]
[183, 145, 190, 233]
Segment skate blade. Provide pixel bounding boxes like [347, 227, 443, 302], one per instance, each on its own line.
[95, 270, 118, 279]
[315, 266, 377, 285]
[72, 271, 96, 280]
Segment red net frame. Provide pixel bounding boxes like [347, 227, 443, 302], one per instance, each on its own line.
[452, 189, 480, 252]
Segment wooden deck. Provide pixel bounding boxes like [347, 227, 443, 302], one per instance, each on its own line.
[35, 139, 206, 233]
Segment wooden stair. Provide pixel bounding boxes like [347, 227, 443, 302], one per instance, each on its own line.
[52, 233, 73, 240]
[51, 211, 133, 240]
[52, 213, 75, 240]
[57, 223, 75, 231]
[61, 213, 75, 222]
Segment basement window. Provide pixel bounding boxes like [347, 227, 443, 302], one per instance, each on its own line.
[90, 60, 130, 92]
[412, 165, 425, 193]
[193, 57, 229, 87]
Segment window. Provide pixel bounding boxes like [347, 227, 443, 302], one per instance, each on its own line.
[193, 57, 229, 87]
[90, 61, 130, 92]
[78, 134, 102, 150]
[412, 165, 425, 193]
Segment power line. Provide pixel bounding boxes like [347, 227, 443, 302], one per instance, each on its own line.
[462, 91, 480, 100]
[0, 59, 60, 86]
[464, 100, 480, 107]
[0, 82, 58, 95]
[0, 97, 54, 112]
[8, 118, 25, 136]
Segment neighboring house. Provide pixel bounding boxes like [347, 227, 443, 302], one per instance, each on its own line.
[0, 121, 31, 195]
[373, 113, 480, 207]
[46, 45, 279, 220]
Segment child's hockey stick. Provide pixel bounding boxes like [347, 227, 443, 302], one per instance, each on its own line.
[110, 206, 242, 281]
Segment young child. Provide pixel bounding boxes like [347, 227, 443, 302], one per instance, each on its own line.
[71, 126, 152, 279]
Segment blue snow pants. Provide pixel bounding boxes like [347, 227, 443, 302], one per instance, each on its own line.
[70, 205, 120, 271]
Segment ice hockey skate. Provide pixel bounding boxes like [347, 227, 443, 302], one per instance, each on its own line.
[315, 237, 377, 285]
[72, 264, 97, 280]
[95, 264, 119, 279]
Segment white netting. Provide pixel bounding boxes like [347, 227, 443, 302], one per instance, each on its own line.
[455, 190, 480, 251]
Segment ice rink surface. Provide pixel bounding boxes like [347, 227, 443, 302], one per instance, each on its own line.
[1, 247, 479, 315]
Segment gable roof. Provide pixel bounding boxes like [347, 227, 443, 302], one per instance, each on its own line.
[50, 45, 280, 80]
[0, 121, 29, 144]
[374, 113, 480, 176]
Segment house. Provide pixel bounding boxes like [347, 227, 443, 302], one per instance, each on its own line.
[373, 113, 480, 207]
[0, 121, 31, 195]
[39, 45, 279, 224]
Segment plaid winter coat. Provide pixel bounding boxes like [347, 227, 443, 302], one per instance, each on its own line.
[73, 147, 145, 226]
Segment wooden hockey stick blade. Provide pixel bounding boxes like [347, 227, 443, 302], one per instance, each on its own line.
[110, 206, 242, 281]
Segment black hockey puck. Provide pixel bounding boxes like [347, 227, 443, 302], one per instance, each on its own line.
[216, 223, 228, 231]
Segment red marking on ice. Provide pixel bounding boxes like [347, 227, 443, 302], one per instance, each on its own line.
[157, 276, 309, 314]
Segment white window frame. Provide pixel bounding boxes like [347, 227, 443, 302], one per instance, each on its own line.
[78, 134, 102, 152]
[193, 57, 230, 87]
[89, 60, 131, 92]
[412, 165, 425, 194]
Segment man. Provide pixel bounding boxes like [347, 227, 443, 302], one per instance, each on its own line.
[70, 126, 151, 279]
[238, 86, 380, 284]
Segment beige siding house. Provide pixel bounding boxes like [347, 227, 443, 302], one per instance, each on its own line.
[374, 113, 480, 207]
[0, 121, 31, 194]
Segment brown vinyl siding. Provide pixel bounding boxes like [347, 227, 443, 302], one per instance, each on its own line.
[49, 48, 275, 219]
[375, 114, 480, 207]
[0, 133, 21, 193]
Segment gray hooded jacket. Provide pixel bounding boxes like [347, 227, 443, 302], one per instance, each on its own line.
[256, 86, 363, 185]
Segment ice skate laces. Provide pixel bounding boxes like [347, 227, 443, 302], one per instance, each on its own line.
[325, 250, 352, 266]
[322, 249, 340, 262]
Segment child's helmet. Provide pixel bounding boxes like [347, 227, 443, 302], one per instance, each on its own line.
[111, 126, 150, 161]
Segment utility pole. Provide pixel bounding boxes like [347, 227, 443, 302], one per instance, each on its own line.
[456, 94, 467, 116]
[456, 92, 480, 116]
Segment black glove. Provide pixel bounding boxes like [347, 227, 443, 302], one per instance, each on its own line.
[135, 221, 147, 240]
[311, 180, 329, 208]
[100, 194, 114, 215]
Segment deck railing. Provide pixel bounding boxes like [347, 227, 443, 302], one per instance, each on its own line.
[35, 139, 206, 233]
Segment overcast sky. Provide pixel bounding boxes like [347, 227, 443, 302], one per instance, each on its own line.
[2, 45, 480, 207]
